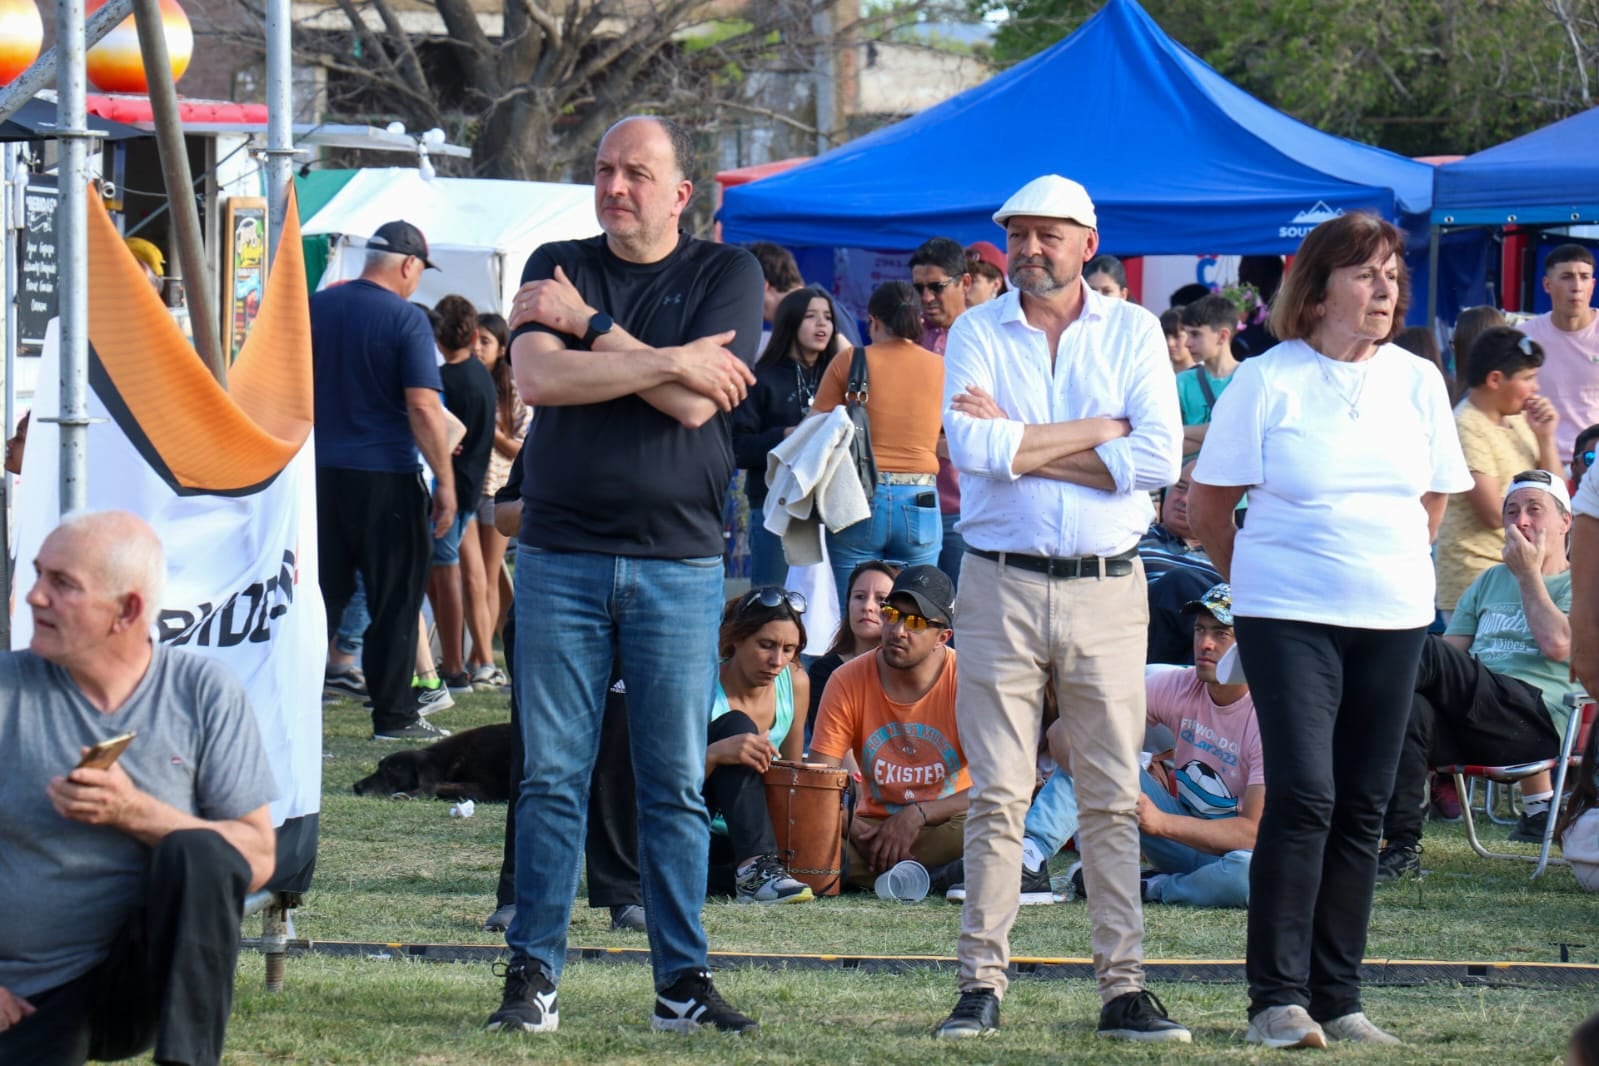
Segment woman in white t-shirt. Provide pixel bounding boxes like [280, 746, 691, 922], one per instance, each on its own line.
[1188, 213, 1471, 1051]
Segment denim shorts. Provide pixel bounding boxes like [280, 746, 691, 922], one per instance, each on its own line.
[431, 507, 475, 566]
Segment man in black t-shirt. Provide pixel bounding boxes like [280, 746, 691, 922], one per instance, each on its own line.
[483, 116, 762, 1038]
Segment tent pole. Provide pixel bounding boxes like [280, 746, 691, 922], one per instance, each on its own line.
[1, 145, 13, 647]
[264, 0, 294, 266]
[55, 0, 91, 516]
[1426, 224, 1441, 334]
[130, 0, 225, 386]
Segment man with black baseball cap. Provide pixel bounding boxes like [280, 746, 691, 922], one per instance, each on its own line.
[310, 218, 457, 741]
[811, 565, 972, 889]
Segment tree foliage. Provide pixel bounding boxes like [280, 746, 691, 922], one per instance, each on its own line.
[973, 0, 1598, 156]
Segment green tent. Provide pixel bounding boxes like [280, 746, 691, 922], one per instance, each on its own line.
[292, 169, 358, 291]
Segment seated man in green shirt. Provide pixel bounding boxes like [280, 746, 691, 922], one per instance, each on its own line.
[1175, 294, 1242, 454]
[1378, 470, 1574, 880]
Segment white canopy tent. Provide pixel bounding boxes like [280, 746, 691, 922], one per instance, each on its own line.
[301, 167, 598, 314]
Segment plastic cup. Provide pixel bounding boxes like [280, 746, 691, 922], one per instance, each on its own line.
[874, 859, 930, 902]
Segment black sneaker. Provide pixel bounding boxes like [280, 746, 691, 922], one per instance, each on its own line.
[1067, 860, 1087, 901]
[1375, 841, 1422, 883]
[652, 970, 758, 1034]
[323, 665, 367, 699]
[1096, 989, 1191, 1043]
[933, 988, 999, 1038]
[483, 904, 515, 933]
[1508, 808, 1550, 844]
[1019, 859, 1059, 905]
[372, 718, 451, 741]
[610, 904, 647, 932]
[442, 670, 476, 696]
[483, 959, 558, 1032]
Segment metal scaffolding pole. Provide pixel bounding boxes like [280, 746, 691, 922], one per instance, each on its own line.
[264, 0, 295, 265]
[54, 0, 91, 516]
[131, 0, 225, 386]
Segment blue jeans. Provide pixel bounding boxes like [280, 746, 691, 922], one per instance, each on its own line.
[507, 545, 720, 989]
[938, 511, 966, 591]
[825, 481, 941, 607]
[1025, 767, 1251, 908]
[747, 518, 789, 588]
[333, 573, 369, 656]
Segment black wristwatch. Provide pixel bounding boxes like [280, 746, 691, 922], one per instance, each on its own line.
[581, 312, 614, 347]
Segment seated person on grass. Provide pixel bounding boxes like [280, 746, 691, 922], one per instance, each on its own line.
[1176, 294, 1242, 453]
[0, 511, 277, 1066]
[805, 560, 899, 744]
[809, 566, 970, 888]
[979, 583, 1261, 909]
[705, 587, 814, 904]
[1378, 470, 1574, 880]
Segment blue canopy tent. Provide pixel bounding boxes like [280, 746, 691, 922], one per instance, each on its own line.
[719, 0, 1432, 257]
[1426, 107, 1599, 323]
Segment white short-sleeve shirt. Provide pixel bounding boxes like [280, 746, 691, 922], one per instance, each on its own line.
[1193, 340, 1472, 628]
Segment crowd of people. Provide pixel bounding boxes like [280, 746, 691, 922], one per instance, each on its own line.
[4, 108, 1599, 1063]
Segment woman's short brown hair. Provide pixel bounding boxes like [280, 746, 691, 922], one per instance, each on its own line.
[1268, 212, 1409, 345]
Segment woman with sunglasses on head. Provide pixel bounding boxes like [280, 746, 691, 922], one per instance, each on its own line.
[704, 587, 815, 904]
[1188, 213, 1472, 1050]
[805, 561, 901, 744]
[732, 287, 849, 587]
[812, 281, 946, 609]
[1434, 327, 1562, 623]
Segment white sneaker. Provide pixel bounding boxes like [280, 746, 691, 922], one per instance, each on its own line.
[1245, 1005, 1327, 1049]
[1322, 1011, 1400, 1045]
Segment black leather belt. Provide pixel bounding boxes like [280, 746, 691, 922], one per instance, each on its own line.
[968, 546, 1138, 579]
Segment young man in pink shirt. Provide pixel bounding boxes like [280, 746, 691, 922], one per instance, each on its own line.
[1017, 583, 1263, 908]
[1519, 244, 1598, 461]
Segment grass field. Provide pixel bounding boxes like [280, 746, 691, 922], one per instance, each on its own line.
[221, 687, 1599, 1064]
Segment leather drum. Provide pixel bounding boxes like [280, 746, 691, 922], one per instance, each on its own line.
[762, 760, 849, 897]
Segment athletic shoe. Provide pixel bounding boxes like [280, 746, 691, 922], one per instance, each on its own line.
[1067, 860, 1087, 901]
[610, 904, 647, 932]
[471, 664, 510, 690]
[1375, 841, 1422, 883]
[1096, 989, 1191, 1043]
[415, 682, 454, 716]
[652, 970, 758, 1034]
[932, 988, 999, 1038]
[1019, 859, 1060, 905]
[372, 718, 451, 741]
[483, 959, 558, 1032]
[735, 854, 814, 904]
[442, 670, 476, 696]
[1245, 1004, 1327, 1049]
[1429, 775, 1462, 821]
[1508, 808, 1550, 843]
[483, 904, 516, 933]
[323, 664, 367, 699]
[1322, 1011, 1401, 1045]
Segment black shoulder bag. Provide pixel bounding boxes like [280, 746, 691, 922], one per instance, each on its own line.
[844, 348, 878, 503]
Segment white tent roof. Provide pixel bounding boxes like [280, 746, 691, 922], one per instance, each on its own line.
[301, 168, 598, 314]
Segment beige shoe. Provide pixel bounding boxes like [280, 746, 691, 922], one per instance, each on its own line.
[1245, 1005, 1328, 1049]
[1322, 1011, 1401, 1045]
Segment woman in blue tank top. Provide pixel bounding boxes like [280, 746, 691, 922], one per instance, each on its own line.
[705, 587, 814, 904]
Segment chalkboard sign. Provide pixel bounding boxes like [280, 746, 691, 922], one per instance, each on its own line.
[18, 174, 60, 350]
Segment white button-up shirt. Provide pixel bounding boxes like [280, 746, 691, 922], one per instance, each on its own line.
[942, 281, 1181, 557]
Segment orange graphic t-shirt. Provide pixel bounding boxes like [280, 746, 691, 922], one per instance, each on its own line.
[810, 648, 969, 819]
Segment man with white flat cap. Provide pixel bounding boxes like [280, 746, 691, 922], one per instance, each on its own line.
[934, 175, 1185, 1041]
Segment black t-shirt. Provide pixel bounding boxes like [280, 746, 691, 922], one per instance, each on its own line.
[439, 356, 498, 513]
[513, 232, 764, 558]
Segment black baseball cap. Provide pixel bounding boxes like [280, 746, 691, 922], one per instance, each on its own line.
[368, 220, 439, 270]
[888, 565, 956, 627]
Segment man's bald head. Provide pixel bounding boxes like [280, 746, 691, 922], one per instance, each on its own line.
[601, 115, 695, 186]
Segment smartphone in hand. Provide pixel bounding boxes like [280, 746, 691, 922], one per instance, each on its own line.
[76, 732, 136, 771]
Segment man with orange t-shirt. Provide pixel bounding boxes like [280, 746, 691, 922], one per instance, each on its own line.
[810, 566, 970, 887]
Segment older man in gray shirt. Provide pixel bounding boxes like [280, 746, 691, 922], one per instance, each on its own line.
[0, 511, 277, 1066]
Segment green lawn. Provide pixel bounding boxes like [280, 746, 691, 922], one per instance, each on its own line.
[219, 688, 1598, 1064]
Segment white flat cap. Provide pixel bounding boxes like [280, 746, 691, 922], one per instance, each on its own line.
[993, 174, 1098, 229]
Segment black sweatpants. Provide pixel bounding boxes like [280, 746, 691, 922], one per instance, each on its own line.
[495, 613, 641, 910]
[0, 829, 252, 1066]
[1235, 617, 1428, 1023]
[704, 710, 779, 895]
[1383, 635, 1560, 845]
[317, 466, 431, 733]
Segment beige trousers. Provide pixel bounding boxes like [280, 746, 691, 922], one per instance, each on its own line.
[843, 812, 966, 890]
[954, 552, 1149, 1003]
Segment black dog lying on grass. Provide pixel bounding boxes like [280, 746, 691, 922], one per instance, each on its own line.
[352, 722, 513, 801]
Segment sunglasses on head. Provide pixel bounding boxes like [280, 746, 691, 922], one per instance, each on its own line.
[1511, 469, 1553, 487]
[738, 587, 807, 616]
[1517, 334, 1538, 358]
[879, 603, 946, 631]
